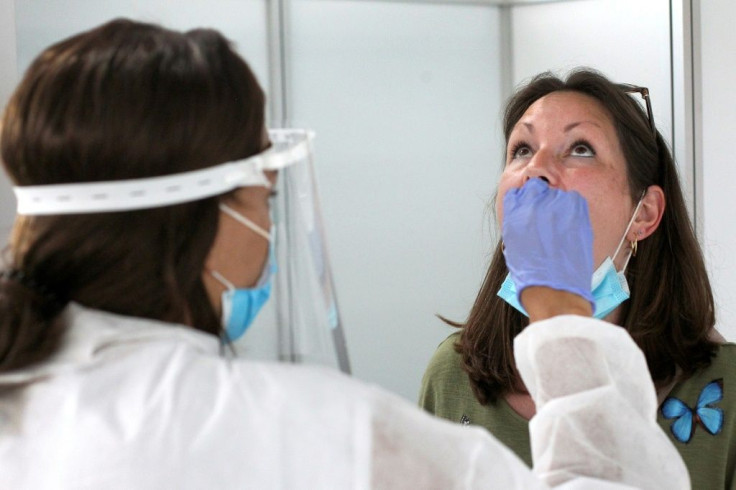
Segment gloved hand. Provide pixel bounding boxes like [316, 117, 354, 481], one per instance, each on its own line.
[502, 178, 595, 310]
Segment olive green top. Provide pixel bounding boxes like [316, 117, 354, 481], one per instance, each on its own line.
[419, 332, 736, 490]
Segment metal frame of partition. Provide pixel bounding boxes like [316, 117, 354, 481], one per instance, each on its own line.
[267, 0, 290, 128]
[670, 0, 701, 238]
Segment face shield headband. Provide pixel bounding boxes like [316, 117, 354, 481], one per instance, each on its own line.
[12, 129, 314, 215]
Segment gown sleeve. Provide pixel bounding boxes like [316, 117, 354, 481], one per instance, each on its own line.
[514, 314, 691, 490]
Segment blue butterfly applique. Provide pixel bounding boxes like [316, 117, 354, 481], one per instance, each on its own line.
[661, 378, 724, 443]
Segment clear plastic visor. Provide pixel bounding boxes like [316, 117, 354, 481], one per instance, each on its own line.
[231, 130, 350, 373]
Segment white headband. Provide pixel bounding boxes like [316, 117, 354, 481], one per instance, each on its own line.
[13, 129, 314, 215]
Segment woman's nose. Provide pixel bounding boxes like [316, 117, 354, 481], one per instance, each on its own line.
[522, 150, 558, 186]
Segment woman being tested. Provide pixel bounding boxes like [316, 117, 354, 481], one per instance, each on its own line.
[0, 20, 686, 489]
[420, 70, 735, 489]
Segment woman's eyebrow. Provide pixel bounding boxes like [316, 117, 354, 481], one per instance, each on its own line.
[564, 120, 603, 132]
[515, 119, 604, 135]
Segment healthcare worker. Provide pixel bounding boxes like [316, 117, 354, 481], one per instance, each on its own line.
[420, 69, 735, 489]
[0, 20, 688, 489]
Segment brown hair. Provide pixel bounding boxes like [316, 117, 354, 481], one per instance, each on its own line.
[457, 69, 717, 404]
[0, 19, 266, 371]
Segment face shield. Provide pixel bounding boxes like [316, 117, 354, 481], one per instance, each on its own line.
[13, 129, 351, 374]
[232, 130, 351, 373]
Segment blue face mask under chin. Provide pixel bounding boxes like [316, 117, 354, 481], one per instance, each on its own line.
[498, 256, 630, 320]
[498, 197, 643, 320]
[211, 204, 276, 342]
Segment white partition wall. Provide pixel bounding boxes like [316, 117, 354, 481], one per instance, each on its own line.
[699, 0, 736, 340]
[289, 0, 504, 399]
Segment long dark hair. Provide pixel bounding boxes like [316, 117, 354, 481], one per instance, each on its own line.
[0, 19, 266, 372]
[457, 69, 717, 404]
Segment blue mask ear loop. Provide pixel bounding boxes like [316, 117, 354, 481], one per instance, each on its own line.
[613, 191, 647, 275]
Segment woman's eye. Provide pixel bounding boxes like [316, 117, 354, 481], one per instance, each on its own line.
[510, 143, 532, 159]
[570, 142, 595, 157]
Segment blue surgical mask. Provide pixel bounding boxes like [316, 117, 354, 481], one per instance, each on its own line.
[211, 204, 276, 342]
[498, 198, 643, 320]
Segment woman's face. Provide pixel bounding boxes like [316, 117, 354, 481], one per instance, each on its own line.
[203, 170, 277, 315]
[496, 91, 636, 269]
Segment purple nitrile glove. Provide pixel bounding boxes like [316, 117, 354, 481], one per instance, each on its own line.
[502, 178, 595, 309]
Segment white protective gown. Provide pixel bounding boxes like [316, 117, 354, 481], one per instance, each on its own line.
[0, 304, 688, 489]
